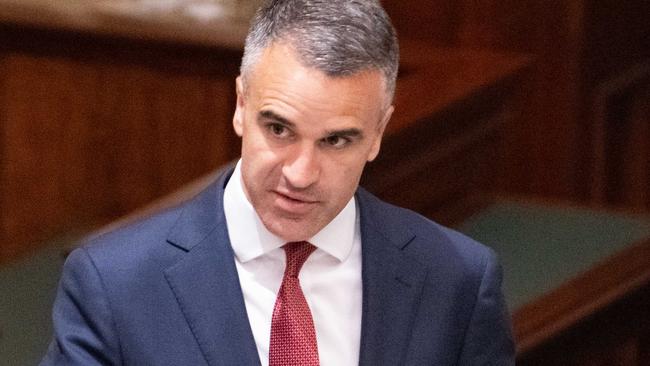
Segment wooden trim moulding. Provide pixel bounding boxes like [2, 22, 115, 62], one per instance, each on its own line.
[513, 237, 650, 355]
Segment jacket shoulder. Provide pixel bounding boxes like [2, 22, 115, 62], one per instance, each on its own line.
[72, 204, 186, 277]
[75, 167, 231, 273]
[357, 188, 495, 273]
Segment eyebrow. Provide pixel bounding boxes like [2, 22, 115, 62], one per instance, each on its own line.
[258, 110, 294, 127]
[324, 128, 363, 139]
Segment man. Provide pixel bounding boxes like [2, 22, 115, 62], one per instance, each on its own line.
[41, 0, 514, 365]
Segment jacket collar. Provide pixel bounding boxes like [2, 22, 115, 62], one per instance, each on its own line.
[356, 188, 429, 365]
[164, 166, 262, 366]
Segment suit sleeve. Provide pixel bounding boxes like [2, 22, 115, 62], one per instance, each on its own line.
[40, 247, 122, 366]
[457, 250, 515, 365]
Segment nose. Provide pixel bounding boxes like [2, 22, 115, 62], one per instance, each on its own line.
[282, 143, 320, 189]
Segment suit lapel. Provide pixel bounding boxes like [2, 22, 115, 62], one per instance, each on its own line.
[357, 189, 429, 366]
[163, 167, 261, 366]
[159, 170, 428, 366]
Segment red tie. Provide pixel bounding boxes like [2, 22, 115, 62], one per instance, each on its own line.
[269, 241, 320, 366]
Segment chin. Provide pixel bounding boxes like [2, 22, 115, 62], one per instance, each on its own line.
[265, 217, 319, 242]
[276, 226, 316, 243]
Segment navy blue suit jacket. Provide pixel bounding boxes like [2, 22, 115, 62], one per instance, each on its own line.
[41, 167, 514, 365]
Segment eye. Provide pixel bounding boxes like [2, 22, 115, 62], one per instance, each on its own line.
[323, 135, 350, 148]
[267, 123, 290, 138]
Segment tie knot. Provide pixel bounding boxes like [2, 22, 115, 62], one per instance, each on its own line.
[283, 241, 316, 278]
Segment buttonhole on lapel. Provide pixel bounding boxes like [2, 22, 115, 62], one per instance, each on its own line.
[167, 239, 190, 252]
[395, 276, 412, 288]
[399, 235, 417, 250]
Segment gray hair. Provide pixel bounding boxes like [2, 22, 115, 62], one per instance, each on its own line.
[240, 0, 399, 103]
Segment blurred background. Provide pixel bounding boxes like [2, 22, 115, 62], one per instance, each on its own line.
[0, 0, 648, 365]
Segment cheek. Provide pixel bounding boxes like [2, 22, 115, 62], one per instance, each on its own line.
[242, 139, 284, 181]
[241, 127, 271, 162]
[325, 156, 366, 190]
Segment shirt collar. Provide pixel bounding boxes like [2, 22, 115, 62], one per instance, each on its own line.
[223, 160, 357, 263]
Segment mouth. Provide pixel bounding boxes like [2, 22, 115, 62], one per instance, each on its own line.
[272, 190, 319, 214]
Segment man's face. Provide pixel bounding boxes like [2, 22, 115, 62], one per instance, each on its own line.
[232, 42, 394, 242]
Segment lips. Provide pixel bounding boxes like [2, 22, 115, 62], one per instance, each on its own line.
[272, 190, 318, 215]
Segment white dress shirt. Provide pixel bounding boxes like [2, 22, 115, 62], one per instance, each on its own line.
[223, 161, 362, 366]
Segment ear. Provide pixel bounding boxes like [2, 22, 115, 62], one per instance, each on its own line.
[367, 105, 394, 162]
[233, 76, 245, 137]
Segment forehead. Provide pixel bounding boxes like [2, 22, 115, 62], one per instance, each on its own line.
[245, 43, 387, 123]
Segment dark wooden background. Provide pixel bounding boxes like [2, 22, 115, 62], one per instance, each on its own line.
[384, 0, 650, 205]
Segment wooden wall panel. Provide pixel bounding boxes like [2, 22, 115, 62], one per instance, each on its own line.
[0, 33, 241, 262]
[152, 72, 236, 194]
[581, 0, 650, 88]
[381, 0, 460, 46]
[384, 0, 649, 208]
[457, 0, 542, 51]
[0, 54, 99, 260]
[591, 79, 650, 210]
[382, 0, 583, 200]
[92, 62, 234, 213]
[457, 0, 585, 200]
